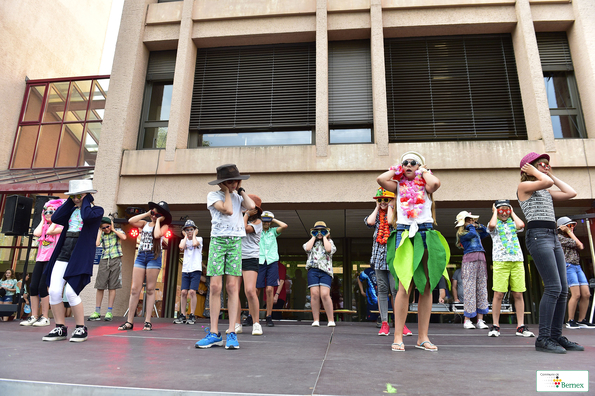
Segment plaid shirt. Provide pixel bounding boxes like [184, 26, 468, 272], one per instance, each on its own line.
[100, 229, 124, 259]
[365, 212, 394, 271]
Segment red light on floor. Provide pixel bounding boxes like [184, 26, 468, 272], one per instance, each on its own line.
[129, 228, 139, 238]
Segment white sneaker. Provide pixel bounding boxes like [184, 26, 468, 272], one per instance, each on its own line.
[20, 316, 37, 326]
[252, 322, 263, 336]
[32, 316, 51, 327]
[464, 320, 475, 329]
[327, 321, 336, 327]
[225, 323, 243, 334]
[312, 321, 320, 327]
[477, 319, 489, 329]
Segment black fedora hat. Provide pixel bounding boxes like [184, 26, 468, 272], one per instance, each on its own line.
[208, 164, 250, 185]
[148, 201, 172, 225]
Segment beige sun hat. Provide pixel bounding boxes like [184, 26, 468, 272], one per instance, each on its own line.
[454, 211, 479, 227]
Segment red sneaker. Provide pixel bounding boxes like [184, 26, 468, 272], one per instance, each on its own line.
[403, 325, 413, 336]
[378, 321, 390, 336]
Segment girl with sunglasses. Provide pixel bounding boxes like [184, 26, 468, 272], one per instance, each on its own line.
[378, 151, 449, 352]
[119, 201, 171, 331]
[20, 199, 65, 327]
[518, 152, 583, 353]
[304, 221, 337, 327]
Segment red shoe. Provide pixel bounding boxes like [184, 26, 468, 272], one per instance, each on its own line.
[403, 325, 413, 336]
[378, 321, 390, 336]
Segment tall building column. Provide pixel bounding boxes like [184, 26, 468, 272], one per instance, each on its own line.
[512, 0, 555, 151]
[370, 0, 389, 156]
[316, 0, 329, 157]
[568, 0, 595, 138]
[165, 0, 197, 161]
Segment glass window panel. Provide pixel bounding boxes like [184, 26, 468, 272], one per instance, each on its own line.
[200, 131, 312, 147]
[11, 125, 39, 168]
[64, 80, 91, 122]
[32, 124, 62, 168]
[143, 127, 168, 148]
[544, 72, 573, 109]
[42, 82, 70, 122]
[22, 85, 46, 122]
[88, 80, 108, 121]
[79, 124, 101, 166]
[551, 115, 581, 139]
[55, 123, 84, 167]
[330, 129, 372, 144]
[147, 83, 173, 121]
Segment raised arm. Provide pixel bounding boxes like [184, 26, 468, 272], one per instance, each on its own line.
[128, 211, 149, 228]
[420, 166, 440, 194]
[547, 172, 577, 201]
[377, 169, 399, 193]
[510, 207, 525, 230]
[273, 218, 288, 235]
[517, 164, 554, 200]
[487, 204, 498, 231]
[366, 201, 380, 227]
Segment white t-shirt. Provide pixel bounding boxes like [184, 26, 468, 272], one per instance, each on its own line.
[207, 191, 246, 237]
[182, 238, 203, 273]
[139, 223, 154, 252]
[396, 188, 433, 225]
[242, 221, 263, 259]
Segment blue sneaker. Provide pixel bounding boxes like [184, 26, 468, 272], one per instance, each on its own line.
[195, 327, 223, 349]
[225, 332, 240, 350]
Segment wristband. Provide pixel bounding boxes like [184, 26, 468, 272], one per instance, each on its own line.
[237, 187, 245, 194]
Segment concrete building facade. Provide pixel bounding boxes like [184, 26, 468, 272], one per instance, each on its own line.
[83, 0, 595, 318]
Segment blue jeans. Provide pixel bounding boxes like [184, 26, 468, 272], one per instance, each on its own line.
[525, 228, 567, 340]
[566, 263, 588, 287]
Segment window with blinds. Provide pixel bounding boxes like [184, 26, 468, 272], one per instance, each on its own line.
[537, 32, 586, 138]
[384, 34, 526, 142]
[138, 51, 176, 149]
[189, 43, 316, 147]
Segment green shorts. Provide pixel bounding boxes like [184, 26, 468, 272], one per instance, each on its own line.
[207, 236, 242, 277]
[492, 261, 526, 293]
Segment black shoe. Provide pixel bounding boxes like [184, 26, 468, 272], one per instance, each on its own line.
[186, 314, 195, 325]
[69, 326, 88, 342]
[242, 315, 253, 327]
[535, 337, 566, 354]
[578, 319, 595, 329]
[556, 336, 584, 351]
[42, 326, 68, 342]
[376, 317, 382, 328]
[173, 314, 186, 324]
[266, 315, 274, 327]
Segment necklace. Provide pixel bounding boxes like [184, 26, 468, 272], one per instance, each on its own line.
[496, 218, 520, 256]
[376, 208, 389, 244]
[392, 166, 426, 219]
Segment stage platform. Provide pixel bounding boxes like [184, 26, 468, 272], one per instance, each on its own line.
[0, 318, 592, 395]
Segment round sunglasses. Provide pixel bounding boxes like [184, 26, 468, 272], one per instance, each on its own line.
[402, 160, 419, 166]
[311, 229, 329, 237]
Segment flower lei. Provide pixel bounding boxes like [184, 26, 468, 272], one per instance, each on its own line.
[496, 217, 520, 256]
[376, 208, 389, 245]
[390, 165, 427, 219]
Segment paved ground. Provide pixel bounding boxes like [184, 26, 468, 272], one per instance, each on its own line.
[0, 318, 593, 395]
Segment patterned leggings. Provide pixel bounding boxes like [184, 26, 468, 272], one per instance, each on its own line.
[462, 258, 489, 318]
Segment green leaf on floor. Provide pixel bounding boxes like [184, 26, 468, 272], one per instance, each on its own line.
[385, 383, 397, 393]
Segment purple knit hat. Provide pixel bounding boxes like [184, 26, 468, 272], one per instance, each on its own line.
[520, 152, 550, 174]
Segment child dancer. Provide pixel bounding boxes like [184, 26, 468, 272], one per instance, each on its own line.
[42, 180, 103, 342]
[378, 151, 449, 352]
[518, 152, 583, 353]
[455, 211, 490, 330]
[20, 199, 63, 327]
[304, 221, 336, 327]
[196, 164, 255, 349]
[487, 200, 534, 337]
[174, 219, 203, 325]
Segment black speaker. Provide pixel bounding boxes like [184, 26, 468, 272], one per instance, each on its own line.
[31, 195, 60, 230]
[2, 195, 34, 236]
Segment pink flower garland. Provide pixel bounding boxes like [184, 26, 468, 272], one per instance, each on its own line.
[390, 165, 427, 219]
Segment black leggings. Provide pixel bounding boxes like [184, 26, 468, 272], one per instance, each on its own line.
[30, 261, 49, 298]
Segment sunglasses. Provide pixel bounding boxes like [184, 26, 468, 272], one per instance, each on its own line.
[150, 209, 160, 217]
[44, 210, 55, 215]
[377, 198, 391, 203]
[311, 229, 329, 237]
[497, 208, 511, 215]
[69, 194, 82, 200]
[537, 162, 551, 170]
[101, 225, 110, 230]
[402, 160, 418, 167]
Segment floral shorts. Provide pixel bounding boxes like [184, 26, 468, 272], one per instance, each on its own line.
[207, 236, 242, 277]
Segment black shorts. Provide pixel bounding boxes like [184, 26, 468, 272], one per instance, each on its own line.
[242, 258, 259, 272]
[56, 237, 78, 262]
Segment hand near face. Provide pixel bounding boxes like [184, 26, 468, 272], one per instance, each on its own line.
[219, 182, 229, 193]
[521, 163, 540, 177]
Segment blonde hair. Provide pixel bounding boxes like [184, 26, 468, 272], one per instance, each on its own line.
[520, 159, 543, 182]
[455, 226, 467, 249]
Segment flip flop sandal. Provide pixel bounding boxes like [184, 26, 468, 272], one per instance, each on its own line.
[391, 342, 405, 352]
[415, 341, 438, 352]
[143, 322, 153, 331]
[118, 321, 134, 331]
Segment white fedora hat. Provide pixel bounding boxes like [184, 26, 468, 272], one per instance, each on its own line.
[65, 180, 97, 195]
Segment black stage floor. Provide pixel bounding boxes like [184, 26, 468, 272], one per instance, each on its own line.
[0, 318, 593, 395]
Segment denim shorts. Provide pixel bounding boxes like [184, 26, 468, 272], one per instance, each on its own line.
[394, 223, 434, 248]
[134, 251, 162, 270]
[307, 268, 332, 288]
[566, 263, 588, 287]
[181, 270, 202, 291]
[0, 295, 14, 303]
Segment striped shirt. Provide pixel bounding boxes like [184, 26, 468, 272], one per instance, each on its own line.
[519, 189, 555, 223]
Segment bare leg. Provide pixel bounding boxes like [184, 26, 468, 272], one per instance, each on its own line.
[578, 285, 592, 321]
[51, 301, 66, 325]
[180, 290, 189, 315]
[126, 267, 146, 324]
[189, 289, 197, 314]
[41, 296, 49, 318]
[226, 275, 241, 333]
[511, 291, 525, 326]
[30, 295, 40, 319]
[95, 289, 105, 310]
[492, 291, 504, 326]
[243, 271, 260, 324]
[144, 268, 160, 323]
[417, 282, 435, 348]
[392, 282, 412, 346]
[71, 302, 85, 326]
[320, 286, 334, 322]
[209, 276, 223, 334]
[265, 286, 274, 317]
[567, 285, 580, 321]
[310, 286, 321, 322]
[108, 289, 117, 308]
